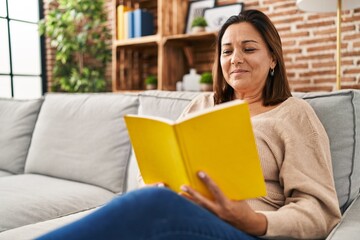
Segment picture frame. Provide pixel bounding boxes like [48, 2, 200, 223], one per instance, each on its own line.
[184, 0, 216, 34]
[204, 3, 244, 32]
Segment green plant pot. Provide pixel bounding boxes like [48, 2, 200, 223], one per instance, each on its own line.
[146, 84, 157, 90]
[191, 26, 206, 33]
[200, 83, 213, 92]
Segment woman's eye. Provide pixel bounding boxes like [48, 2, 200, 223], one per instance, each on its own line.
[222, 49, 232, 55]
[244, 48, 256, 52]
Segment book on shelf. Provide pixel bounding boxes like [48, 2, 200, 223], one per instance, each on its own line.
[133, 9, 154, 38]
[123, 11, 129, 39]
[124, 99, 266, 200]
[117, 4, 131, 40]
[127, 10, 135, 39]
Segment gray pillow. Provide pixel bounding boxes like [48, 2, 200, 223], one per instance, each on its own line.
[294, 90, 360, 212]
[139, 90, 201, 120]
[0, 98, 44, 174]
[25, 93, 139, 193]
[0, 174, 114, 232]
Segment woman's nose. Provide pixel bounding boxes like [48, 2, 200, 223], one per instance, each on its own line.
[231, 50, 244, 65]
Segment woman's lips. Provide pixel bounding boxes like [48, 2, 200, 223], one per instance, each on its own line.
[230, 69, 249, 75]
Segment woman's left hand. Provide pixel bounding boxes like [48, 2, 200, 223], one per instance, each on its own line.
[180, 171, 267, 236]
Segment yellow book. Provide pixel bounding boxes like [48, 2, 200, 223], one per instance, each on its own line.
[124, 100, 266, 200]
[117, 5, 130, 40]
[123, 11, 129, 39]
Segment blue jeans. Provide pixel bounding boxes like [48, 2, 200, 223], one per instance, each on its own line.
[37, 188, 259, 240]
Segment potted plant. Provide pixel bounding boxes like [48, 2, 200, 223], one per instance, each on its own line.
[39, 0, 111, 92]
[199, 72, 213, 91]
[191, 16, 208, 33]
[145, 75, 158, 90]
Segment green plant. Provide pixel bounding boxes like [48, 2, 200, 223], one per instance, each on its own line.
[39, 0, 111, 92]
[200, 72, 213, 84]
[191, 16, 208, 28]
[145, 75, 157, 85]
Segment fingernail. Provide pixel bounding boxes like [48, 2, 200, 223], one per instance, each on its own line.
[157, 183, 165, 187]
[198, 171, 206, 179]
[180, 185, 188, 192]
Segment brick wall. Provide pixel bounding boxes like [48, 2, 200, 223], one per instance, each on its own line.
[44, 0, 360, 92]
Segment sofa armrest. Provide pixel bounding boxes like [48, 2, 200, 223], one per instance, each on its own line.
[326, 193, 360, 240]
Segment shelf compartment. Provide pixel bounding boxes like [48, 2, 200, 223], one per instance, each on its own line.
[112, 0, 218, 92]
[115, 0, 159, 40]
[113, 45, 158, 91]
[162, 33, 217, 90]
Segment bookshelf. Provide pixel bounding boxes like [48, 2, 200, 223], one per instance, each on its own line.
[112, 0, 217, 91]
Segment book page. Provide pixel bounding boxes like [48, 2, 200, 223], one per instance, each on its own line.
[124, 115, 189, 191]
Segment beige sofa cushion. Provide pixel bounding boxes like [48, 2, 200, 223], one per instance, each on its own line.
[0, 170, 12, 177]
[294, 90, 360, 212]
[0, 98, 43, 174]
[0, 174, 114, 233]
[0, 208, 96, 240]
[25, 93, 139, 193]
[138, 90, 201, 120]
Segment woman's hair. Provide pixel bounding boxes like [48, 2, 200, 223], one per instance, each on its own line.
[213, 9, 292, 105]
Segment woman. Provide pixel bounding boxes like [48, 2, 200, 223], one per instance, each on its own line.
[38, 10, 341, 240]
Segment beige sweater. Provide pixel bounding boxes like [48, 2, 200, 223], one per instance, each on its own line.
[180, 93, 341, 239]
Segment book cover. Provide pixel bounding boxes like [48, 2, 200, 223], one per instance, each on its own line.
[123, 11, 129, 39]
[124, 100, 266, 200]
[117, 5, 130, 40]
[127, 10, 135, 39]
[133, 9, 154, 38]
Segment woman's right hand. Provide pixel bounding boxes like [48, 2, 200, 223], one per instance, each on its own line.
[181, 171, 267, 236]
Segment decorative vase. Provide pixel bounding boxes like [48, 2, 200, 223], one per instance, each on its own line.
[182, 68, 200, 91]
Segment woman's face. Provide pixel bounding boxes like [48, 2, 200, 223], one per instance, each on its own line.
[220, 22, 276, 98]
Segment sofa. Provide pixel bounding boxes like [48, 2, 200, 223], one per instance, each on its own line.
[0, 90, 359, 239]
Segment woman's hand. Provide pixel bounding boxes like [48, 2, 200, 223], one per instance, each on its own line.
[180, 171, 267, 236]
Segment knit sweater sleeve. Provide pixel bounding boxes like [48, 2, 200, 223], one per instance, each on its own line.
[258, 99, 341, 239]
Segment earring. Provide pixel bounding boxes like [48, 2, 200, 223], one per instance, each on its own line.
[270, 68, 274, 77]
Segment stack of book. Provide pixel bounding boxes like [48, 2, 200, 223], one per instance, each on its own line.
[117, 5, 154, 40]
